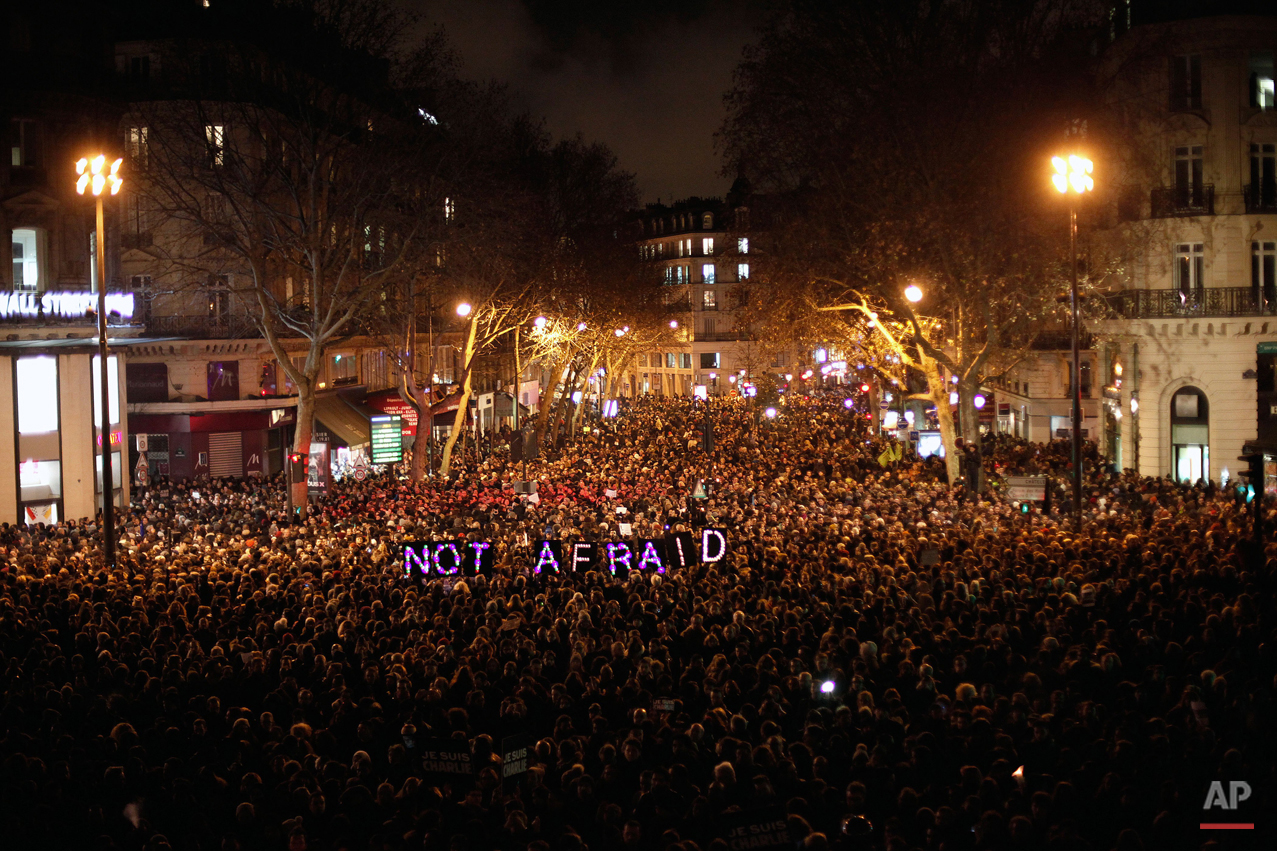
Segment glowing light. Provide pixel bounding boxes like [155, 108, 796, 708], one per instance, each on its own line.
[764, 407, 778, 419]
[533, 315, 548, 329]
[1130, 397, 1139, 415]
[819, 680, 835, 695]
[456, 302, 472, 318]
[729, 375, 736, 384]
[814, 347, 828, 364]
[973, 394, 986, 409]
[669, 319, 679, 329]
[904, 410, 915, 424]
[76, 155, 123, 197]
[785, 374, 793, 381]
[904, 285, 923, 303]
[843, 398, 854, 409]
[578, 322, 588, 331]
[949, 391, 959, 405]
[1052, 154, 1094, 195]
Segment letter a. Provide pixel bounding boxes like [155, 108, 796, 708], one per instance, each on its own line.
[535, 541, 559, 575]
[1203, 780, 1229, 810]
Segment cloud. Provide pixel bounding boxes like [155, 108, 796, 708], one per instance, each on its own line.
[406, 0, 761, 203]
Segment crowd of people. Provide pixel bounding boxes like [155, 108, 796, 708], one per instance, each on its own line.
[1, 395, 1272, 851]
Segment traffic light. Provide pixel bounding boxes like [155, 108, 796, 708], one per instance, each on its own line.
[1020, 502, 1031, 515]
[288, 452, 307, 483]
[1239, 453, 1265, 503]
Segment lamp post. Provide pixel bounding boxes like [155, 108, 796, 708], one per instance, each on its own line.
[76, 154, 122, 567]
[1052, 154, 1094, 525]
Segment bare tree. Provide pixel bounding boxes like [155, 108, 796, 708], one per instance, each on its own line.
[126, 0, 430, 509]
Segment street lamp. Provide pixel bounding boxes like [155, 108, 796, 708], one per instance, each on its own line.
[669, 319, 679, 329]
[76, 154, 123, 568]
[533, 315, 548, 330]
[1053, 153, 1094, 525]
[904, 284, 923, 303]
[456, 302, 472, 318]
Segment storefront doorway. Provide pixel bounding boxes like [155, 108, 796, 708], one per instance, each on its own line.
[1170, 386, 1209, 483]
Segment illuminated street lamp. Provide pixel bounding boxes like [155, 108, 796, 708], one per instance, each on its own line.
[1053, 153, 1094, 524]
[669, 319, 679, 329]
[577, 322, 587, 331]
[533, 315, 548, 330]
[76, 154, 123, 568]
[904, 284, 923, 303]
[456, 302, 472, 318]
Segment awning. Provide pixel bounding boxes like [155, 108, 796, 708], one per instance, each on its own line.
[314, 392, 370, 448]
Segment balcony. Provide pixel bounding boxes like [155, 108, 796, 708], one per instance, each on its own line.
[697, 330, 746, 342]
[1245, 182, 1277, 214]
[1107, 286, 1276, 319]
[144, 313, 259, 339]
[122, 232, 154, 250]
[1150, 184, 1214, 217]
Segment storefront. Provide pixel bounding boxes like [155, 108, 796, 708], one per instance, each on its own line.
[0, 341, 129, 524]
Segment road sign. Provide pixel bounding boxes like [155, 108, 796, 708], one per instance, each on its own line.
[1006, 475, 1047, 502]
[909, 430, 920, 441]
[691, 480, 709, 499]
[879, 400, 890, 409]
[135, 454, 149, 487]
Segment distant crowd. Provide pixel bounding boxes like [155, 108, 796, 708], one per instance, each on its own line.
[1, 395, 1272, 851]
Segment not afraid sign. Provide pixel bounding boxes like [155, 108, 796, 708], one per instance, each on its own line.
[401, 529, 728, 580]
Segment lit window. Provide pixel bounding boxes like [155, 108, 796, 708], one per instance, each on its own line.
[700, 352, 720, 369]
[92, 355, 121, 426]
[10, 119, 42, 168]
[702, 213, 714, 229]
[17, 357, 58, 434]
[12, 228, 41, 293]
[702, 237, 714, 255]
[738, 237, 748, 254]
[205, 124, 224, 166]
[664, 266, 673, 284]
[738, 263, 750, 281]
[1252, 52, 1276, 110]
[703, 288, 717, 309]
[702, 264, 716, 284]
[126, 126, 149, 168]
[1174, 243, 1204, 298]
[444, 197, 455, 221]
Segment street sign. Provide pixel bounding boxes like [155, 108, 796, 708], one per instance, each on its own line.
[691, 480, 709, 499]
[135, 454, 149, 487]
[1006, 475, 1047, 502]
[370, 415, 403, 464]
[879, 400, 890, 409]
[909, 430, 920, 441]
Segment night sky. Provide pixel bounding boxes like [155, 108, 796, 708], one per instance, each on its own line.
[406, 0, 765, 204]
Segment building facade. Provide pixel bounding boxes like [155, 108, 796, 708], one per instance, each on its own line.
[1093, 2, 1277, 484]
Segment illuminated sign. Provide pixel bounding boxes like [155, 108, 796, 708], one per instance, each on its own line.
[0, 291, 135, 320]
[370, 415, 403, 464]
[402, 529, 729, 582]
[95, 430, 124, 447]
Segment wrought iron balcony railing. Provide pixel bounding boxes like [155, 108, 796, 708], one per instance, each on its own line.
[1245, 182, 1277, 213]
[1150, 184, 1214, 217]
[1107, 286, 1276, 319]
[144, 313, 260, 339]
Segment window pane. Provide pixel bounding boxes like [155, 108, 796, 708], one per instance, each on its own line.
[92, 355, 121, 426]
[17, 357, 58, 434]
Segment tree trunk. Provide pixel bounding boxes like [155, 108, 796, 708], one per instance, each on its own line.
[550, 367, 577, 447]
[292, 386, 315, 516]
[536, 351, 572, 446]
[926, 362, 960, 484]
[568, 353, 602, 438]
[957, 377, 983, 491]
[439, 319, 478, 477]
